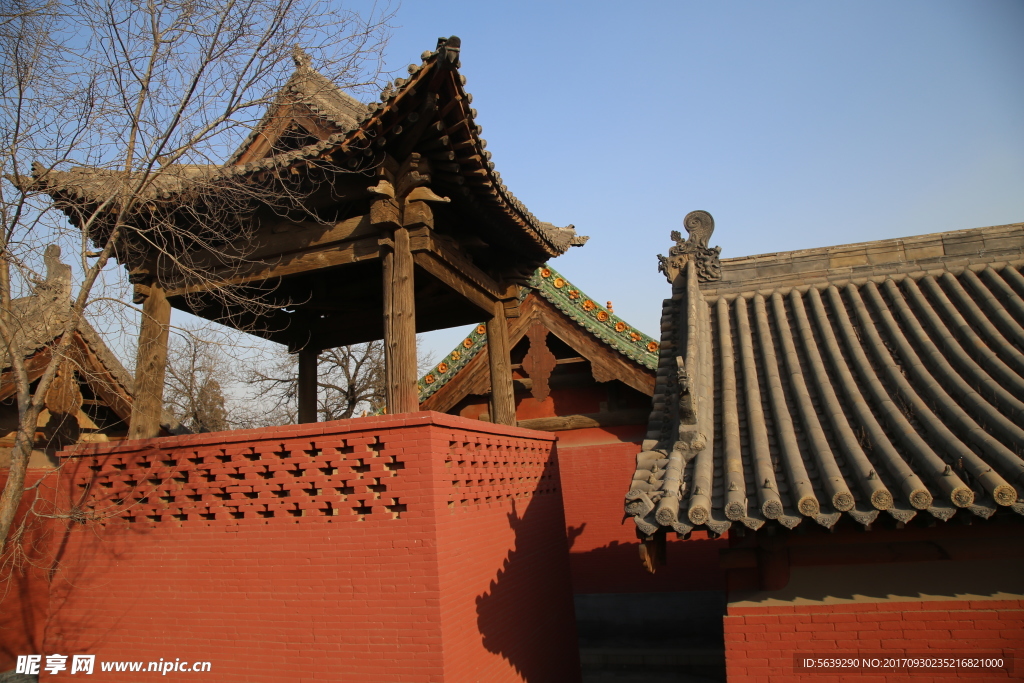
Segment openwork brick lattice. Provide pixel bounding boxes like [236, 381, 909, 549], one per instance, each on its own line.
[445, 434, 559, 510]
[70, 432, 408, 525]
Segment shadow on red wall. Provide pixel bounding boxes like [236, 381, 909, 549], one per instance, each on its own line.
[567, 533, 728, 595]
[0, 471, 63, 671]
[475, 474, 581, 681]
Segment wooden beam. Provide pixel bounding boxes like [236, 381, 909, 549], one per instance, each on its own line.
[163, 235, 382, 298]
[416, 228, 506, 300]
[413, 251, 495, 315]
[178, 214, 375, 274]
[512, 374, 603, 393]
[511, 357, 588, 370]
[297, 348, 318, 423]
[384, 227, 418, 414]
[486, 299, 516, 426]
[128, 283, 171, 440]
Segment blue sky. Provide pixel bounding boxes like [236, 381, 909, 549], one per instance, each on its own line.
[364, 0, 1024, 360]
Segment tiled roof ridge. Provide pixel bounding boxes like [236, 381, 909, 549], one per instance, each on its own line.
[418, 322, 489, 402]
[723, 221, 1023, 264]
[707, 222, 1024, 296]
[627, 256, 1024, 537]
[37, 36, 585, 258]
[704, 257, 1024, 302]
[529, 264, 660, 369]
[225, 50, 366, 166]
[417, 264, 659, 402]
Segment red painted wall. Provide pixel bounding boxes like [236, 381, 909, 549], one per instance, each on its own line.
[458, 377, 728, 596]
[436, 433, 578, 682]
[556, 438, 727, 594]
[725, 600, 1024, 681]
[12, 413, 579, 682]
[0, 471, 55, 672]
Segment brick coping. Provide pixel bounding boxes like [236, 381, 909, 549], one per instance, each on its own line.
[58, 410, 556, 458]
[727, 598, 1024, 616]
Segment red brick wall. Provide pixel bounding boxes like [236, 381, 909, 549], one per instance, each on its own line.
[557, 439, 727, 594]
[725, 600, 1024, 681]
[0, 471, 54, 672]
[435, 433, 579, 681]
[447, 379, 728, 596]
[20, 412, 579, 682]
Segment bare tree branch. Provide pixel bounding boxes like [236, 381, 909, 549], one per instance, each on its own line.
[0, 0, 395, 554]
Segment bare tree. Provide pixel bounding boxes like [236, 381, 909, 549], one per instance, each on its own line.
[0, 0, 394, 552]
[244, 341, 386, 426]
[163, 328, 234, 433]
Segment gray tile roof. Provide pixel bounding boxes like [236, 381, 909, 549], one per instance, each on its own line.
[33, 37, 584, 260]
[1, 246, 133, 395]
[627, 222, 1024, 535]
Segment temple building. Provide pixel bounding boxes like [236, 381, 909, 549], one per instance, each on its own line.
[0, 246, 136, 466]
[8, 37, 588, 683]
[3, 32, 1022, 683]
[33, 36, 586, 440]
[628, 214, 1024, 681]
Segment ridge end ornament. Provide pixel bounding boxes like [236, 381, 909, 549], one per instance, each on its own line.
[657, 210, 722, 283]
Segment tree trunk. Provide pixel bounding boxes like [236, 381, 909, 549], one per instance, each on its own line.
[0, 423, 37, 553]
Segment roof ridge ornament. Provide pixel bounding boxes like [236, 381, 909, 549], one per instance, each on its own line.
[657, 210, 722, 283]
[292, 45, 312, 69]
[38, 244, 72, 302]
[435, 36, 461, 68]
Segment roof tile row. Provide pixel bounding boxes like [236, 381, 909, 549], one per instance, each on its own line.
[628, 226, 1024, 535]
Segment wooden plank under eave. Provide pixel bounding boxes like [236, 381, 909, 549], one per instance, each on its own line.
[412, 251, 495, 315]
[0, 349, 53, 402]
[71, 335, 133, 421]
[162, 236, 383, 298]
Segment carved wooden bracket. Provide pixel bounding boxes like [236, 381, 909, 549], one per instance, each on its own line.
[369, 154, 450, 233]
[521, 323, 557, 402]
[44, 362, 83, 415]
[128, 266, 154, 304]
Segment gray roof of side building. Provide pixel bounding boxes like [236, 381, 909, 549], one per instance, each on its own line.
[626, 220, 1024, 536]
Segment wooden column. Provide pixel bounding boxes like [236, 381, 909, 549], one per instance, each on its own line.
[383, 227, 418, 413]
[297, 348, 318, 423]
[487, 299, 516, 426]
[128, 283, 171, 440]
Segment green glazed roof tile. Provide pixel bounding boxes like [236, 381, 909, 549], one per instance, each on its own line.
[417, 265, 658, 402]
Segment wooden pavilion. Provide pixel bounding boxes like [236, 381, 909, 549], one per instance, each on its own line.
[35, 37, 586, 438]
[416, 264, 659, 433]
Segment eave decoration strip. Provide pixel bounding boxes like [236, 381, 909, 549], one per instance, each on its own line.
[417, 265, 658, 402]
